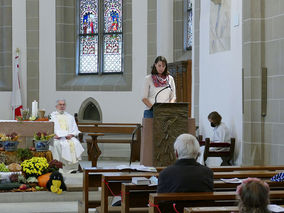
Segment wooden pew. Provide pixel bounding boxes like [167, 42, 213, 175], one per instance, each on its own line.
[149, 191, 284, 213]
[184, 206, 239, 213]
[184, 205, 284, 213]
[77, 123, 142, 167]
[100, 172, 158, 213]
[79, 166, 284, 213]
[121, 180, 284, 213]
[210, 165, 284, 172]
[78, 168, 162, 213]
[100, 170, 280, 213]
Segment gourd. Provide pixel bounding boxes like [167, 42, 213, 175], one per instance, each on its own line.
[0, 182, 21, 190]
[37, 172, 51, 188]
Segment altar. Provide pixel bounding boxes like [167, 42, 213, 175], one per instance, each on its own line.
[0, 120, 54, 149]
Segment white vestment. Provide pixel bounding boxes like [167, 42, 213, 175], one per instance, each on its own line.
[198, 122, 230, 166]
[49, 111, 84, 168]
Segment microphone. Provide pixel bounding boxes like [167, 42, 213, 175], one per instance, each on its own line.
[150, 85, 171, 111]
[166, 78, 172, 91]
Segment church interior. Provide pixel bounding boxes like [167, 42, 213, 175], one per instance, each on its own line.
[1, 0, 284, 212]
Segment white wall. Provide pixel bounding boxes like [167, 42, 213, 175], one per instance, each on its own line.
[157, 0, 173, 63]
[0, 0, 27, 120]
[38, 0, 148, 123]
[199, 0, 242, 164]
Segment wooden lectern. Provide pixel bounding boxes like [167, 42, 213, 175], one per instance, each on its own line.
[140, 103, 195, 167]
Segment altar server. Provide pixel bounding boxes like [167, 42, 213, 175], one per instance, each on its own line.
[49, 99, 84, 173]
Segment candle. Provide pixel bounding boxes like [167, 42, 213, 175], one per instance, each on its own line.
[32, 100, 38, 117]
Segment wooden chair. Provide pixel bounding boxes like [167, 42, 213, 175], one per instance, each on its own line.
[198, 136, 235, 166]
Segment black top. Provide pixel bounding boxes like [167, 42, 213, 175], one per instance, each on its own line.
[157, 158, 214, 193]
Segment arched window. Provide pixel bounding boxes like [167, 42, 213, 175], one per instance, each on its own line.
[78, 0, 123, 74]
[185, 0, 192, 50]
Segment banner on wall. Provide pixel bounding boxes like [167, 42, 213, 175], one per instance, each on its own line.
[11, 52, 23, 119]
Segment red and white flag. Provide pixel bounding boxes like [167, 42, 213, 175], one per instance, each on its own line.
[11, 55, 23, 119]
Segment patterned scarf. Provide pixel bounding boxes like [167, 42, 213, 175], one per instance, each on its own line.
[152, 74, 169, 87]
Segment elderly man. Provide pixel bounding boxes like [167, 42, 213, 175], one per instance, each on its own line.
[49, 99, 84, 173]
[157, 133, 213, 193]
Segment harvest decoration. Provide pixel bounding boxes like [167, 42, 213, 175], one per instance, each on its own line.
[21, 157, 49, 177]
[0, 132, 19, 142]
[33, 132, 55, 141]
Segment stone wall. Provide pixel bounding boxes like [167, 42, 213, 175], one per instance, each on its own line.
[243, 0, 284, 165]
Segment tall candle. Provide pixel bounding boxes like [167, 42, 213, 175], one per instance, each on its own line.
[32, 100, 38, 117]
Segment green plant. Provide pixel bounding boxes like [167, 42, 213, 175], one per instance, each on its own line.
[33, 132, 55, 141]
[18, 175, 26, 184]
[16, 148, 33, 162]
[26, 176, 38, 183]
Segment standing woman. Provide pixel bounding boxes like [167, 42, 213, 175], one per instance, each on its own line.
[142, 56, 176, 118]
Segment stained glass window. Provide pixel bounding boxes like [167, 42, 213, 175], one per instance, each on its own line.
[186, 0, 192, 50]
[79, 0, 123, 74]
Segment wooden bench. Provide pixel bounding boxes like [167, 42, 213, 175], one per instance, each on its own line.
[184, 206, 238, 213]
[98, 170, 279, 213]
[77, 122, 141, 166]
[78, 167, 163, 213]
[79, 166, 284, 213]
[121, 179, 284, 213]
[184, 205, 284, 213]
[198, 136, 235, 166]
[149, 191, 284, 213]
[100, 172, 158, 213]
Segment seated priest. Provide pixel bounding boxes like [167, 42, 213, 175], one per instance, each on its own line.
[157, 134, 213, 212]
[49, 99, 84, 173]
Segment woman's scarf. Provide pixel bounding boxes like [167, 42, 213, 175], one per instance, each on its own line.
[152, 74, 169, 87]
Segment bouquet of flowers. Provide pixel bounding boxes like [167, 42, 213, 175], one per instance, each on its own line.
[46, 159, 63, 173]
[33, 132, 55, 141]
[0, 132, 19, 141]
[21, 157, 49, 177]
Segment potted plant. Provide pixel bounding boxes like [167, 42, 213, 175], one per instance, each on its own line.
[0, 132, 20, 151]
[33, 132, 55, 152]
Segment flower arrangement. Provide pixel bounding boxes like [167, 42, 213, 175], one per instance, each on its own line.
[33, 132, 55, 141]
[0, 132, 19, 141]
[21, 157, 49, 177]
[46, 159, 63, 173]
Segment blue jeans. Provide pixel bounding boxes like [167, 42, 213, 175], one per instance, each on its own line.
[143, 110, 153, 118]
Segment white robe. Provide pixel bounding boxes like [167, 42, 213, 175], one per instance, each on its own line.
[49, 111, 84, 166]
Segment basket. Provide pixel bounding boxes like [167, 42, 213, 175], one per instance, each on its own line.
[34, 140, 50, 152]
[3, 141, 19, 152]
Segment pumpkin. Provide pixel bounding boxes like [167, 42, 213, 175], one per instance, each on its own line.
[37, 172, 51, 188]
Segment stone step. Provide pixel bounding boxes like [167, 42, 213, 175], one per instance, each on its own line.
[0, 201, 81, 213]
[0, 190, 100, 203]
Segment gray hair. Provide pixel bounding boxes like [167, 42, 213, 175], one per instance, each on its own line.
[174, 134, 200, 159]
[56, 99, 66, 105]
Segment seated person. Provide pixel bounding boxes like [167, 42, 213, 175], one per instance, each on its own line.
[49, 99, 84, 173]
[198, 111, 231, 166]
[157, 134, 213, 212]
[237, 178, 270, 213]
[158, 133, 213, 193]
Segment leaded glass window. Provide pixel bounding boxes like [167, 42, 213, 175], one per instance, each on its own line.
[185, 0, 192, 50]
[79, 0, 123, 74]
